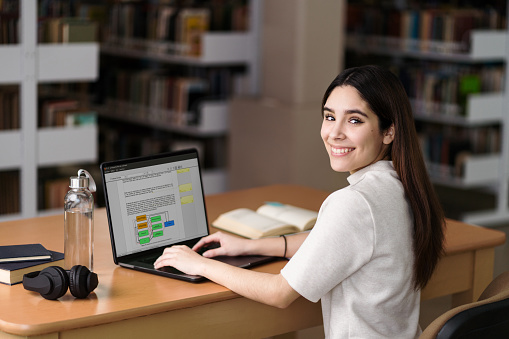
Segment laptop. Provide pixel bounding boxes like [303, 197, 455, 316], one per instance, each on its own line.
[100, 148, 276, 282]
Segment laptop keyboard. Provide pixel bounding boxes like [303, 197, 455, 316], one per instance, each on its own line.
[138, 255, 159, 265]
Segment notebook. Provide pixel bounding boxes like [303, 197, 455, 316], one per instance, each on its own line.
[100, 149, 276, 282]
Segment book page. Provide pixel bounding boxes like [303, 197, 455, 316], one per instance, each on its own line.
[212, 208, 297, 239]
[256, 203, 318, 231]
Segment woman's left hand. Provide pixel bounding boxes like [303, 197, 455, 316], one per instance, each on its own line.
[153, 245, 207, 276]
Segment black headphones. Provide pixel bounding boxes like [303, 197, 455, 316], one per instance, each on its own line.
[22, 265, 98, 300]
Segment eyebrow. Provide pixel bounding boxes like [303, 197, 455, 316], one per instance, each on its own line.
[323, 106, 369, 118]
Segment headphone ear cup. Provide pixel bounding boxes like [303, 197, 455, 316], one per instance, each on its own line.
[38, 266, 69, 300]
[68, 265, 98, 299]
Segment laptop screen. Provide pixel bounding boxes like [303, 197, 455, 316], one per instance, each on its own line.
[101, 150, 209, 258]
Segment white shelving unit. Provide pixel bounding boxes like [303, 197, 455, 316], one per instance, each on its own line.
[347, 20, 509, 226]
[98, 1, 261, 195]
[0, 0, 99, 220]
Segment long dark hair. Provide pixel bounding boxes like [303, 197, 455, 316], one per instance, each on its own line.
[322, 65, 445, 290]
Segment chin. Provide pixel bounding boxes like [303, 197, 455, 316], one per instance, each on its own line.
[329, 160, 350, 173]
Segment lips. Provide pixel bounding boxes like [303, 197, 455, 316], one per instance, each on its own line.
[331, 147, 354, 155]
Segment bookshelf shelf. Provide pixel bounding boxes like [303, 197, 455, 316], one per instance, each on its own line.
[38, 125, 97, 166]
[0, 0, 99, 219]
[99, 100, 228, 137]
[0, 131, 22, 170]
[95, 0, 261, 195]
[346, 30, 507, 63]
[0, 126, 97, 168]
[0, 46, 21, 84]
[38, 43, 99, 82]
[412, 93, 504, 126]
[101, 32, 251, 65]
[428, 154, 500, 188]
[0, 44, 98, 83]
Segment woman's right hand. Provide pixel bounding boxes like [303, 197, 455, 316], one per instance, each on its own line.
[192, 232, 249, 258]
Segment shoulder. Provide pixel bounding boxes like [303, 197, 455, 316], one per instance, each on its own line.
[347, 161, 405, 199]
[318, 187, 374, 231]
[322, 186, 369, 213]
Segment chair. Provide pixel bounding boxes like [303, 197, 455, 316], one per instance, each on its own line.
[420, 271, 509, 339]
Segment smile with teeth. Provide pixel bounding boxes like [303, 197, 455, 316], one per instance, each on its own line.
[331, 147, 354, 155]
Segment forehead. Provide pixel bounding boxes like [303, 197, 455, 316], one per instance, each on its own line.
[325, 85, 370, 110]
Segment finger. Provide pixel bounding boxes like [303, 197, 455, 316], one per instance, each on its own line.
[192, 233, 220, 251]
[202, 248, 221, 258]
[154, 258, 174, 269]
[154, 254, 170, 268]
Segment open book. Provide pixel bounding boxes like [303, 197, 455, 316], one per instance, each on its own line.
[212, 202, 318, 239]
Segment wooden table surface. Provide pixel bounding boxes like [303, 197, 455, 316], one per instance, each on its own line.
[0, 184, 505, 337]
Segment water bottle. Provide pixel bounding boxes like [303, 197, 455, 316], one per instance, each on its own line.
[64, 169, 96, 271]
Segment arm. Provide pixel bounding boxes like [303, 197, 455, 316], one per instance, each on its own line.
[192, 231, 309, 259]
[153, 231, 309, 308]
[154, 245, 300, 308]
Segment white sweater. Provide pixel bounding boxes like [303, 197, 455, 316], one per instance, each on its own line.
[281, 161, 421, 339]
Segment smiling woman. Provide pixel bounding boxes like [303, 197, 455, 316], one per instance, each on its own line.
[320, 65, 445, 291]
[154, 65, 446, 339]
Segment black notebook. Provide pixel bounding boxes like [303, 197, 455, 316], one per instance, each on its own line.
[0, 251, 64, 285]
[0, 244, 52, 263]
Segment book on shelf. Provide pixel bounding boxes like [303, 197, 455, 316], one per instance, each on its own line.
[61, 18, 98, 43]
[44, 17, 98, 43]
[0, 244, 52, 263]
[418, 124, 500, 178]
[0, 1, 19, 44]
[40, 99, 79, 127]
[44, 178, 70, 210]
[0, 170, 19, 215]
[39, 98, 96, 127]
[176, 8, 210, 56]
[212, 202, 318, 239]
[0, 86, 19, 130]
[107, 69, 217, 128]
[106, 1, 248, 49]
[0, 250, 64, 285]
[346, 4, 504, 53]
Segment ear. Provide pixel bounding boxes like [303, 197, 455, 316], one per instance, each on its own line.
[383, 125, 395, 145]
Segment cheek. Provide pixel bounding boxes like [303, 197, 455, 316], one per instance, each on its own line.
[320, 124, 329, 140]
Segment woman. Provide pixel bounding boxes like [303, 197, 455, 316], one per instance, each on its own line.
[155, 65, 445, 338]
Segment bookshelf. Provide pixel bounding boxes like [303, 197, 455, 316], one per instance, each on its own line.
[345, 1, 509, 226]
[93, 0, 260, 195]
[0, 0, 99, 220]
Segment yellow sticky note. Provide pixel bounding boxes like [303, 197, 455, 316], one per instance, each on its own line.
[181, 195, 194, 205]
[179, 183, 192, 192]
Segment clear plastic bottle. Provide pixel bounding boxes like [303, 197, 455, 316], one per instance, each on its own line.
[64, 169, 96, 271]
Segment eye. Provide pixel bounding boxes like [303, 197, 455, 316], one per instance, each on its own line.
[349, 117, 363, 124]
[324, 113, 335, 121]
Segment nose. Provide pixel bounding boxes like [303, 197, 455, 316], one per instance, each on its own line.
[329, 120, 346, 140]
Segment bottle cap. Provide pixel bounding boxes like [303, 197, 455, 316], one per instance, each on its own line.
[69, 169, 96, 192]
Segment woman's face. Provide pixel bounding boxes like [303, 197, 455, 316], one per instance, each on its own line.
[321, 85, 394, 174]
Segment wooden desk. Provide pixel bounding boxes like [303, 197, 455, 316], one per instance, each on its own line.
[0, 184, 505, 338]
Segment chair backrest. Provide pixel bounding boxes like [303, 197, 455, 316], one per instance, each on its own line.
[435, 297, 509, 338]
[420, 271, 509, 339]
